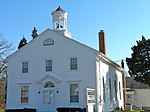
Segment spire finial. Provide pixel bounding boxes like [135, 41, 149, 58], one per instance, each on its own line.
[55, 6, 65, 12]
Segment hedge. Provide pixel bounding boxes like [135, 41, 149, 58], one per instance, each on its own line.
[57, 107, 86, 112]
[5, 108, 36, 112]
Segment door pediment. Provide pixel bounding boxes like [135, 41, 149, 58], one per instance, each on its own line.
[35, 74, 61, 85]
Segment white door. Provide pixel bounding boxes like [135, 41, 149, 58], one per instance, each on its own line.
[42, 89, 55, 112]
[41, 81, 56, 112]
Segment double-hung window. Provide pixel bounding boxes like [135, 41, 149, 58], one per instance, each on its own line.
[46, 60, 52, 72]
[21, 85, 29, 103]
[114, 80, 117, 100]
[109, 78, 112, 101]
[102, 76, 105, 101]
[70, 58, 77, 70]
[22, 62, 28, 73]
[70, 84, 79, 103]
[119, 82, 122, 100]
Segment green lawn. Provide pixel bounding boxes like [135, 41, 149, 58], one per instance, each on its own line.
[0, 108, 5, 112]
[113, 110, 145, 112]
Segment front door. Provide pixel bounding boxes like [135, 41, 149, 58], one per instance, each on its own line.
[42, 89, 55, 112]
[41, 81, 56, 112]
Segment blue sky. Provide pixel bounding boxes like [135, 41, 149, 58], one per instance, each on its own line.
[0, 0, 150, 72]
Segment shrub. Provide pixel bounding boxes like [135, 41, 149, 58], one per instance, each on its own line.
[5, 108, 36, 112]
[57, 107, 86, 112]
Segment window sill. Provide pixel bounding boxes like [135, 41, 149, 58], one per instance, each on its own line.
[45, 71, 54, 73]
[70, 102, 79, 103]
[68, 69, 80, 72]
[20, 103, 30, 105]
[68, 102, 80, 105]
[19, 73, 30, 75]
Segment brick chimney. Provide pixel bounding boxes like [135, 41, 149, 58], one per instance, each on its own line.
[98, 30, 106, 55]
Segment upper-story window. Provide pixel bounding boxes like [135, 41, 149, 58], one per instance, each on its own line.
[46, 60, 52, 72]
[70, 58, 77, 70]
[22, 62, 28, 73]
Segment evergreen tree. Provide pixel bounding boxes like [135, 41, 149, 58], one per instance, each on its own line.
[18, 36, 27, 49]
[126, 36, 150, 86]
[31, 27, 38, 39]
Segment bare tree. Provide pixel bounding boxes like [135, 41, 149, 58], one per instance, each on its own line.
[0, 36, 12, 76]
[0, 34, 13, 108]
[0, 39, 12, 59]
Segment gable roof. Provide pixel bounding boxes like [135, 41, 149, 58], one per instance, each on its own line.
[126, 77, 149, 89]
[6, 28, 124, 72]
[6, 28, 99, 60]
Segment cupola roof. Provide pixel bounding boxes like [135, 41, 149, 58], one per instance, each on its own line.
[55, 6, 65, 12]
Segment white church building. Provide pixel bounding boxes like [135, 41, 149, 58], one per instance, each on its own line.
[6, 6, 125, 112]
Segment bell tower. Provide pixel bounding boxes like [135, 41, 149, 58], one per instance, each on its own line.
[51, 6, 71, 38]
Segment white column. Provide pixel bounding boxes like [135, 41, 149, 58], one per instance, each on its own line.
[95, 59, 101, 112]
[65, 19, 67, 31]
[87, 105, 94, 112]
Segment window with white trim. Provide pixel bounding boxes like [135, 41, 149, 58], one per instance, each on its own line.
[119, 82, 121, 100]
[70, 58, 77, 70]
[70, 83, 79, 103]
[114, 80, 117, 100]
[22, 62, 28, 73]
[109, 78, 112, 101]
[102, 76, 105, 101]
[44, 81, 55, 88]
[46, 60, 52, 72]
[21, 85, 29, 103]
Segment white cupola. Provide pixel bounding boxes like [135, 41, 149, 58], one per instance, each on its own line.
[51, 6, 71, 38]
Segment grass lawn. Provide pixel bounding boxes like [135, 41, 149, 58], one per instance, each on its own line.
[0, 110, 4, 112]
[113, 110, 145, 112]
[0, 108, 5, 112]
